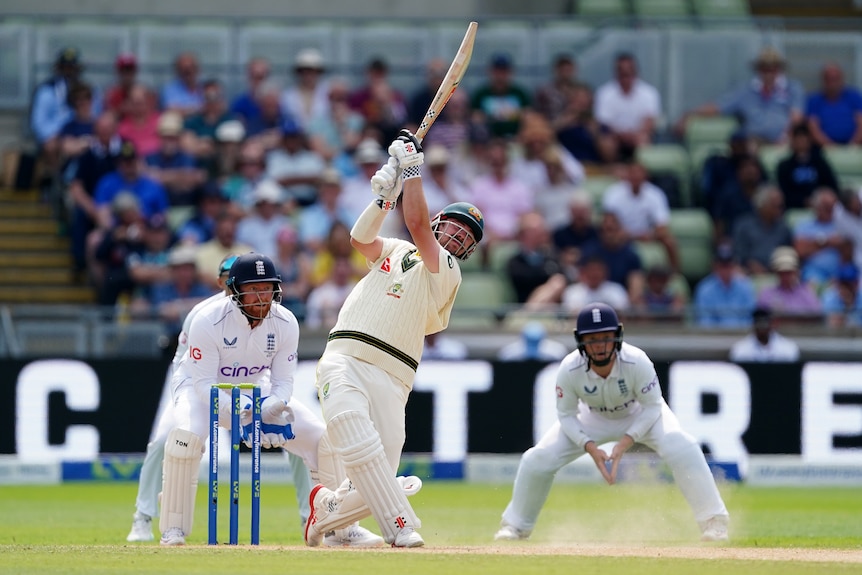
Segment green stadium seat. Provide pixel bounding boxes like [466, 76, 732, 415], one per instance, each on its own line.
[167, 206, 195, 231]
[751, 272, 777, 296]
[576, 0, 631, 19]
[823, 146, 862, 187]
[785, 208, 813, 231]
[758, 145, 789, 182]
[684, 116, 739, 150]
[488, 240, 521, 275]
[631, 0, 692, 23]
[636, 144, 693, 207]
[635, 240, 670, 269]
[668, 208, 714, 282]
[449, 272, 514, 328]
[582, 175, 616, 210]
[692, 0, 751, 18]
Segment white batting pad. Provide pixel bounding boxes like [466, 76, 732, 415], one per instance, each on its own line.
[317, 429, 348, 490]
[327, 410, 420, 543]
[159, 428, 203, 537]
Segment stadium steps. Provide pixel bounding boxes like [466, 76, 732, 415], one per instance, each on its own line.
[0, 188, 95, 304]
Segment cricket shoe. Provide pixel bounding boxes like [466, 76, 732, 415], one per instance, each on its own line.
[324, 524, 384, 547]
[159, 527, 186, 546]
[700, 515, 729, 542]
[392, 526, 424, 548]
[126, 512, 154, 542]
[304, 484, 330, 547]
[494, 523, 530, 541]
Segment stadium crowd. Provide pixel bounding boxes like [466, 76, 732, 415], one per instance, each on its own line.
[28, 44, 862, 336]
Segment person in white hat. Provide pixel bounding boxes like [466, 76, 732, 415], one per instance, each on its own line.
[281, 48, 330, 130]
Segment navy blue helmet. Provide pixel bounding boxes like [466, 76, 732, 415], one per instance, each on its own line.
[226, 252, 282, 319]
[573, 303, 624, 362]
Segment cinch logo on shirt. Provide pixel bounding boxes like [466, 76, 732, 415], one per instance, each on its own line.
[219, 364, 270, 377]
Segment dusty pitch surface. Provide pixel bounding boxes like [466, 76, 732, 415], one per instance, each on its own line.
[268, 545, 862, 563]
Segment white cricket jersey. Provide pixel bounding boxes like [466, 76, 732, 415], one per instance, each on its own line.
[324, 237, 461, 383]
[173, 296, 300, 404]
[555, 342, 663, 447]
[172, 292, 227, 364]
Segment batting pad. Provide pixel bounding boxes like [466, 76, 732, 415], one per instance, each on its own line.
[328, 410, 420, 543]
[316, 430, 348, 490]
[159, 428, 203, 536]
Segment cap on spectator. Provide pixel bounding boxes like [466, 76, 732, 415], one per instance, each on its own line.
[715, 243, 735, 264]
[216, 120, 246, 143]
[118, 140, 138, 161]
[491, 53, 513, 69]
[837, 263, 860, 283]
[770, 246, 799, 272]
[281, 118, 302, 137]
[320, 167, 341, 186]
[168, 244, 199, 266]
[115, 53, 137, 70]
[294, 48, 326, 71]
[253, 180, 284, 204]
[752, 305, 772, 326]
[425, 145, 450, 167]
[56, 47, 81, 67]
[157, 112, 184, 137]
[354, 138, 384, 164]
[753, 46, 786, 70]
[112, 191, 140, 213]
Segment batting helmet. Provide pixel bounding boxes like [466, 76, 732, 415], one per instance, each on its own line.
[431, 202, 484, 260]
[226, 252, 282, 319]
[573, 302, 623, 356]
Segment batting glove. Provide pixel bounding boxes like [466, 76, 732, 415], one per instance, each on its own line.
[370, 157, 402, 210]
[388, 129, 424, 172]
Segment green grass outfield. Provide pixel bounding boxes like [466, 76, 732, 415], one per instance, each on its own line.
[1, 481, 861, 574]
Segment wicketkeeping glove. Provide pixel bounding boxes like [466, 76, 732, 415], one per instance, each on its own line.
[388, 129, 424, 172]
[252, 396, 296, 449]
[241, 420, 295, 449]
[370, 157, 402, 211]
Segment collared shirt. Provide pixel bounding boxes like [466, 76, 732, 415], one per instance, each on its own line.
[757, 283, 822, 315]
[594, 78, 661, 133]
[718, 74, 805, 142]
[693, 273, 756, 328]
[602, 180, 670, 237]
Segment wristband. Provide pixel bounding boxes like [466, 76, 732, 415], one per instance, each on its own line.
[376, 198, 397, 211]
[402, 165, 422, 180]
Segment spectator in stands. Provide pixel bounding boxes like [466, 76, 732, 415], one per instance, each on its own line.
[714, 155, 765, 242]
[309, 220, 367, 288]
[561, 252, 631, 314]
[348, 57, 407, 143]
[127, 213, 175, 298]
[635, 264, 687, 319]
[30, 47, 86, 176]
[195, 208, 253, 291]
[729, 306, 800, 362]
[532, 148, 584, 231]
[593, 52, 661, 162]
[273, 225, 311, 320]
[306, 77, 365, 172]
[211, 119, 247, 181]
[236, 179, 291, 259]
[67, 112, 122, 280]
[407, 58, 447, 127]
[676, 47, 805, 145]
[222, 139, 268, 210]
[535, 53, 582, 122]
[420, 87, 473, 155]
[93, 141, 169, 231]
[339, 138, 387, 219]
[757, 246, 822, 317]
[602, 161, 679, 271]
[304, 255, 357, 330]
[144, 111, 205, 206]
[551, 191, 599, 266]
[265, 118, 326, 207]
[182, 79, 234, 167]
[505, 211, 562, 304]
[243, 78, 288, 150]
[105, 53, 143, 120]
[581, 211, 644, 302]
[230, 57, 271, 125]
[160, 52, 203, 117]
[555, 83, 612, 165]
[422, 332, 469, 360]
[467, 138, 535, 252]
[175, 181, 226, 245]
[282, 48, 330, 131]
[421, 145, 468, 216]
[793, 187, 844, 286]
[700, 130, 765, 219]
[497, 321, 568, 362]
[821, 262, 862, 328]
[776, 122, 839, 209]
[732, 184, 793, 275]
[297, 168, 355, 254]
[806, 62, 862, 147]
[93, 191, 146, 306]
[835, 187, 862, 272]
[693, 243, 757, 328]
[512, 111, 585, 197]
[117, 84, 161, 157]
[470, 53, 532, 139]
[146, 244, 214, 335]
[58, 83, 97, 170]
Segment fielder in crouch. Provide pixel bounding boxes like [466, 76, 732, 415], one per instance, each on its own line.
[125, 254, 315, 542]
[304, 129, 485, 547]
[495, 302, 730, 542]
